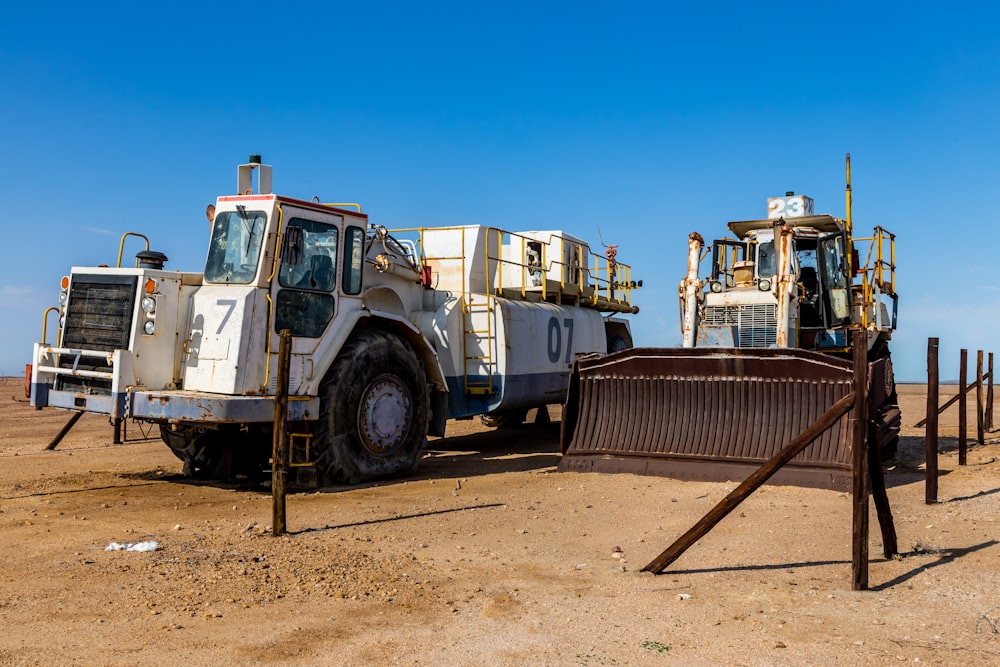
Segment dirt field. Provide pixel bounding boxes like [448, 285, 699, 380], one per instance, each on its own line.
[1, 380, 999, 666]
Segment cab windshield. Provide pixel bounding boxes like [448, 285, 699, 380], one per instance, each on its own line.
[205, 208, 267, 284]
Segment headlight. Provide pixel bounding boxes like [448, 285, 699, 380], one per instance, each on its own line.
[141, 296, 156, 313]
[710, 281, 723, 293]
[58, 291, 68, 306]
[758, 279, 772, 291]
[143, 320, 156, 335]
[59, 316, 65, 328]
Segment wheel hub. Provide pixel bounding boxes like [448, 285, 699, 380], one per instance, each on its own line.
[358, 375, 412, 456]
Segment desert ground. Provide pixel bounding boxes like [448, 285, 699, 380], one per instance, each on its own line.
[1, 379, 998, 666]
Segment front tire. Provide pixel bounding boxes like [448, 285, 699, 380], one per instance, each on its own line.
[315, 330, 429, 484]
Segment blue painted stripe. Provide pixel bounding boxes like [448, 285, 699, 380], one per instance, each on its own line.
[445, 371, 569, 418]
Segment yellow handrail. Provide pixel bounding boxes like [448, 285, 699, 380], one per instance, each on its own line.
[262, 204, 284, 393]
[41, 307, 60, 345]
[116, 232, 150, 268]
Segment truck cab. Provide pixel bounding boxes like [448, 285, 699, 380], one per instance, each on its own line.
[682, 193, 896, 354]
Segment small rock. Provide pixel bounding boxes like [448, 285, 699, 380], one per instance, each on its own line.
[774, 641, 787, 649]
[173, 524, 182, 531]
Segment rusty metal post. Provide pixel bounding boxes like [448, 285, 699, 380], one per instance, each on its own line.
[641, 391, 856, 574]
[113, 418, 123, 445]
[851, 329, 869, 591]
[774, 222, 795, 349]
[45, 411, 84, 451]
[959, 349, 968, 466]
[977, 350, 985, 446]
[272, 330, 292, 537]
[681, 232, 704, 348]
[988, 352, 994, 431]
[925, 338, 939, 504]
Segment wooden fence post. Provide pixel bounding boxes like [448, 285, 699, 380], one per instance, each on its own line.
[987, 352, 994, 432]
[925, 338, 939, 504]
[272, 330, 292, 537]
[977, 350, 985, 446]
[851, 329, 869, 591]
[959, 349, 968, 466]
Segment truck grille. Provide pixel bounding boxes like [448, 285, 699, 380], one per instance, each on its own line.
[55, 275, 137, 394]
[703, 304, 777, 347]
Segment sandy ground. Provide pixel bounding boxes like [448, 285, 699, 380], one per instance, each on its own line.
[1, 379, 999, 666]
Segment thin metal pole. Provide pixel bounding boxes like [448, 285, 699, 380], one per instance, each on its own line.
[959, 349, 968, 466]
[851, 329, 870, 591]
[925, 338, 939, 504]
[272, 330, 292, 537]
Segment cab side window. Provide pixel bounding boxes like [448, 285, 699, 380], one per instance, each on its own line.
[342, 226, 365, 295]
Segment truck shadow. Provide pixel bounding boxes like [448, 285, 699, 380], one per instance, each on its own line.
[418, 422, 563, 477]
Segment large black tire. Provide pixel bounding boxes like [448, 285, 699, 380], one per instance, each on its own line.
[315, 330, 429, 484]
[160, 425, 222, 478]
[159, 424, 269, 479]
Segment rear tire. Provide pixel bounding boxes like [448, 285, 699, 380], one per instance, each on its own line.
[479, 409, 528, 429]
[315, 330, 429, 484]
[160, 425, 222, 478]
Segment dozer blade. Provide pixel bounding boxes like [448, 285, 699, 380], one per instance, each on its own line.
[559, 347, 880, 491]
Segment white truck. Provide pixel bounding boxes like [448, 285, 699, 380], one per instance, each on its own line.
[30, 157, 638, 484]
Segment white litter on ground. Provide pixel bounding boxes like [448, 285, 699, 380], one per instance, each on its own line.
[104, 541, 158, 552]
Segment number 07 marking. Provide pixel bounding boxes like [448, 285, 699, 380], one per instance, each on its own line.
[547, 317, 575, 364]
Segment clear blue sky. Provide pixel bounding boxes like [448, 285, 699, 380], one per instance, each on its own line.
[2, 2, 998, 381]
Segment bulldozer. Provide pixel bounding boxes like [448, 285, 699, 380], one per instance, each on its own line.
[560, 156, 900, 490]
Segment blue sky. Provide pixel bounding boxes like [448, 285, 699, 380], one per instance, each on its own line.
[2, 2, 998, 381]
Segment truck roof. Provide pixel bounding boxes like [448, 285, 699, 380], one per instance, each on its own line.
[217, 193, 370, 221]
[726, 214, 844, 239]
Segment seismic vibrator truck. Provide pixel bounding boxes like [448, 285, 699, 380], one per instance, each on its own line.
[30, 157, 638, 484]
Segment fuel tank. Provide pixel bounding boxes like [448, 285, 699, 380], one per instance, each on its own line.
[420, 294, 610, 418]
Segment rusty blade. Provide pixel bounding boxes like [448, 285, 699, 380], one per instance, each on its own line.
[559, 347, 856, 490]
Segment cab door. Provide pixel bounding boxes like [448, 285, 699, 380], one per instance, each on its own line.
[818, 231, 852, 327]
[268, 216, 341, 393]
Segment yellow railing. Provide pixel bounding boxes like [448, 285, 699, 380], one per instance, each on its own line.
[41, 307, 60, 345]
[386, 225, 632, 309]
[386, 226, 493, 394]
[116, 232, 150, 268]
[852, 226, 897, 330]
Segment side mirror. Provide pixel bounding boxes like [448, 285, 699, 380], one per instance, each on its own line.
[283, 227, 304, 266]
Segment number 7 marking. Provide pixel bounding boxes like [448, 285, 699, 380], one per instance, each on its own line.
[216, 299, 237, 334]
